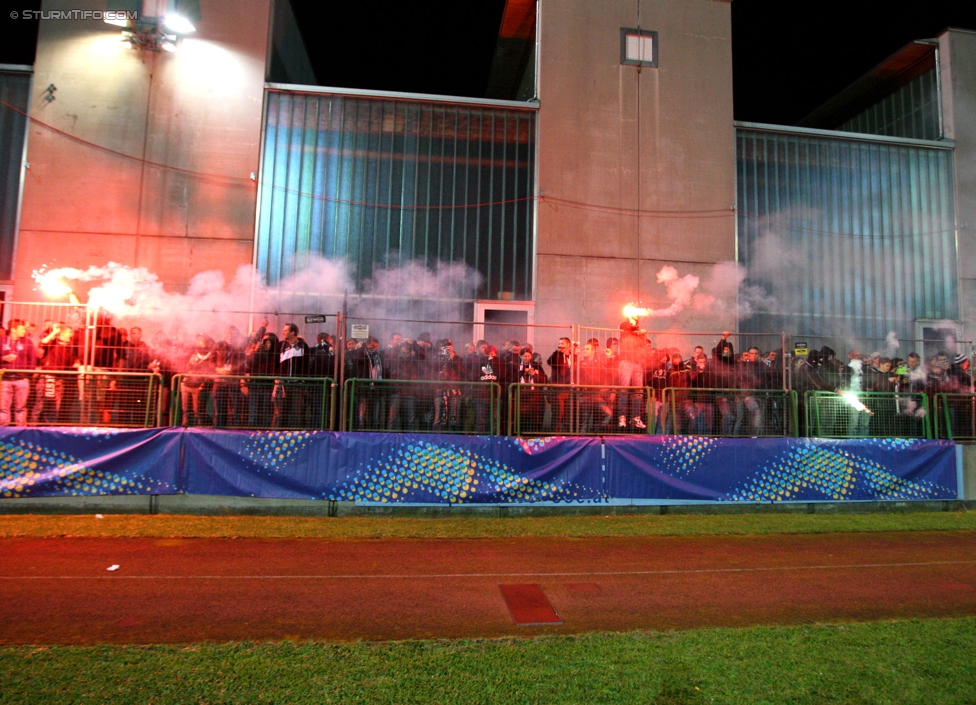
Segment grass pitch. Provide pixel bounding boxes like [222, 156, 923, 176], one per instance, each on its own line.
[2, 510, 975, 703]
[2, 618, 974, 704]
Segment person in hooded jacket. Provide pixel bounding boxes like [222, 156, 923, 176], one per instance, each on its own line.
[792, 349, 840, 436]
[305, 332, 335, 429]
[180, 334, 216, 427]
[711, 334, 738, 436]
[350, 336, 384, 431]
[246, 332, 279, 428]
[212, 326, 247, 428]
[687, 347, 718, 435]
[429, 339, 464, 432]
[733, 347, 764, 437]
[515, 344, 549, 434]
[944, 353, 974, 437]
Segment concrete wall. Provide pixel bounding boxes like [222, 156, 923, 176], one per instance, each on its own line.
[535, 0, 735, 330]
[12, 0, 270, 299]
[942, 29, 976, 344]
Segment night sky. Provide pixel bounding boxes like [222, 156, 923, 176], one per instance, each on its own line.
[1, 1, 975, 125]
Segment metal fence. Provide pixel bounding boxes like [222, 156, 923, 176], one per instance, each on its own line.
[790, 336, 974, 389]
[4, 298, 976, 441]
[508, 383, 655, 436]
[343, 378, 501, 434]
[0, 369, 161, 427]
[341, 315, 573, 386]
[933, 393, 976, 441]
[170, 374, 335, 430]
[804, 391, 931, 439]
[576, 327, 789, 390]
[662, 388, 798, 437]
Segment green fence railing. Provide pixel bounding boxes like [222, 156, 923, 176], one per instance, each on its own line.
[804, 390, 931, 439]
[343, 378, 501, 434]
[0, 369, 161, 427]
[170, 374, 335, 430]
[508, 383, 655, 436]
[662, 388, 798, 437]
[933, 393, 976, 440]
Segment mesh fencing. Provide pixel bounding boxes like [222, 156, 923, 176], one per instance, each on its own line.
[576, 327, 788, 390]
[341, 316, 573, 385]
[343, 378, 501, 434]
[4, 298, 971, 441]
[0, 369, 161, 427]
[508, 383, 655, 436]
[170, 374, 335, 430]
[933, 393, 976, 440]
[804, 391, 931, 439]
[662, 388, 798, 437]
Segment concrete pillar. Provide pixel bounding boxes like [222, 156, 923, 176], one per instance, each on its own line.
[535, 0, 735, 330]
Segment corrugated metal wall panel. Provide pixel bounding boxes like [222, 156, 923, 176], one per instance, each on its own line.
[839, 67, 941, 141]
[737, 128, 957, 341]
[0, 69, 30, 282]
[256, 90, 536, 302]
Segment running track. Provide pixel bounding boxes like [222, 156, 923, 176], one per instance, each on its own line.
[1, 531, 975, 644]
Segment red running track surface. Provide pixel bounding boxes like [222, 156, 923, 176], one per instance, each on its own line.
[1, 531, 974, 644]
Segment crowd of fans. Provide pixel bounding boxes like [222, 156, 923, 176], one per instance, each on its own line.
[0, 314, 972, 437]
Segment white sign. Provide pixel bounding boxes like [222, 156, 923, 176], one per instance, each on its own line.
[351, 324, 369, 340]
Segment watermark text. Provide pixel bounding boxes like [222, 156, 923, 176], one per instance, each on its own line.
[9, 10, 138, 21]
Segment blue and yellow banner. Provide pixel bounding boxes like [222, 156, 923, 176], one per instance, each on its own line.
[0, 428, 958, 503]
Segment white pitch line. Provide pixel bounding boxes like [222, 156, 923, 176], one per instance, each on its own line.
[1, 560, 975, 580]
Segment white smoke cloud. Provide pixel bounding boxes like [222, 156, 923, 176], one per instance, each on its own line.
[690, 260, 778, 320]
[33, 256, 482, 343]
[643, 265, 700, 317]
[884, 330, 900, 357]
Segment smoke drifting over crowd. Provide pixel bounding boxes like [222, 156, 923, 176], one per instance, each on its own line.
[623, 262, 776, 324]
[32, 257, 483, 337]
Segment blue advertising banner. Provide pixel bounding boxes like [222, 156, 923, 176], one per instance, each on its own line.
[0, 429, 957, 504]
[182, 431, 605, 503]
[605, 436, 957, 502]
[0, 427, 182, 498]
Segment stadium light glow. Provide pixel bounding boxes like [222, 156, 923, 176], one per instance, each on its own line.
[163, 14, 196, 34]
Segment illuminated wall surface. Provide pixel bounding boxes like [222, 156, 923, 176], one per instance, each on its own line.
[256, 91, 537, 301]
[736, 127, 958, 340]
[0, 69, 30, 282]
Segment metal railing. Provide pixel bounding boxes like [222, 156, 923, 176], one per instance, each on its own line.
[933, 393, 976, 440]
[170, 374, 336, 430]
[508, 383, 655, 436]
[804, 391, 931, 439]
[0, 369, 161, 427]
[662, 388, 798, 437]
[342, 378, 502, 434]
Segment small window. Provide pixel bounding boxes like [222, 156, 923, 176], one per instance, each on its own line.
[621, 28, 657, 67]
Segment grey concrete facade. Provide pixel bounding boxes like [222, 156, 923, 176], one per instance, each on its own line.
[535, 0, 736, 330]
[11, 0, 270, 298]
[942, 29, 976, 344]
